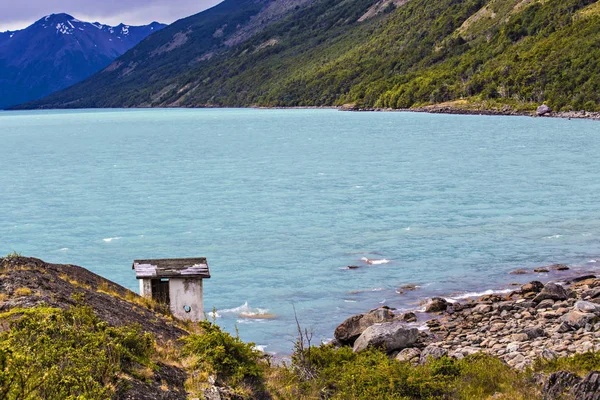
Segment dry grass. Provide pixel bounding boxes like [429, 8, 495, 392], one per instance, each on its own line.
[58, 273, 91, 290]
[13, 287, 32, 297]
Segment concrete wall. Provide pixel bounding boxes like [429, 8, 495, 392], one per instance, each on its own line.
[139, 279, 152, 298]
[169, 278, 204, 321]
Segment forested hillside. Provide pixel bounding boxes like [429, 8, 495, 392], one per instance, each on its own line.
[17, 0, 600, 111]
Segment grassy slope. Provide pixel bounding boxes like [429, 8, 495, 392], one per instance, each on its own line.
[18, 0, 600, 112]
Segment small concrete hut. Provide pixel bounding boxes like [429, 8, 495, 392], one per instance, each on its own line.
[132, 258, 210, 321]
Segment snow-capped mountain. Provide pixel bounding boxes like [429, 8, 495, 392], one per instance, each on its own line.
[0, 13, 166, 108]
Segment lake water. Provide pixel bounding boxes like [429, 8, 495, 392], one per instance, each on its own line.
[1, 108, 599, 354]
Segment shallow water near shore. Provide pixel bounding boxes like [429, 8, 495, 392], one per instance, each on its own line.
[1, 108, 599, 354]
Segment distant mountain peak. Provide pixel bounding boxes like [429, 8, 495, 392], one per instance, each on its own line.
[0, 14, 167, 108]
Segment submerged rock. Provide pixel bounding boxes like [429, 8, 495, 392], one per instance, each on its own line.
[397, 284, 419, 294]
[510, 269, 530, 275]
[353, 321, 418, 353]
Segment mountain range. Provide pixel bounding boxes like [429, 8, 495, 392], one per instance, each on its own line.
[0, 14, 165, 109]
[9, 0, 600, 112]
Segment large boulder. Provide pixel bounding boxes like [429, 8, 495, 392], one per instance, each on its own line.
[425, 297, 448, 313]
[533, 283, 569, 303]
[537, 104, 552, 116]
[334, 307, 395, 345]
[557, 310, 597, 332]
[353, 321, 418, 353]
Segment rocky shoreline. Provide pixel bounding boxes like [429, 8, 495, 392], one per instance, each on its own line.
[333, 265, 600, 398]
[339, 103, 600, 121]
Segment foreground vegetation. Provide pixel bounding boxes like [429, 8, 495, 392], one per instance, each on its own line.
[5, 304, 600, 399]
[21, 0, 600, 112]
[0, 303, 154, 399]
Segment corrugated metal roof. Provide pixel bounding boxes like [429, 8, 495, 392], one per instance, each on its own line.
[132, 258, 210, 279]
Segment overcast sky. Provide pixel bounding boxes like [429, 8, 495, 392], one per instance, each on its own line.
[0, 0, 223, 31]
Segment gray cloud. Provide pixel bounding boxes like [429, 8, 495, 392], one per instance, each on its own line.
[0, 0, 223, 31]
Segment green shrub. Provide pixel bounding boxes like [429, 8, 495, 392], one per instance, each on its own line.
[0, 304, 155, 400]
[182, 320, 267, 388]
[534, 351, 600, 376]
[279, 345, 537, 399]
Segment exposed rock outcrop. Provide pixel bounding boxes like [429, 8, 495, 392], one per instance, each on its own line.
[353, 321, 418, 353]
[334, 307, 396, 345]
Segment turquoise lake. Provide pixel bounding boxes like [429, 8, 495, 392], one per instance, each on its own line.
[1, 108, 599, 354]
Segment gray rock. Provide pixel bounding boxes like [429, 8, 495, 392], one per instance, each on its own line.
[536, 299, 555, 310]
[533, 283, 569, 303]
[537, 104, 552, 116]
[559, 311, 598, 331]
[425, 297, 448, 313]
[543, 371, 581, 400]
[353, 321, 418, 353]
[473, 304, 492, 313]
[576, 301, 600, 314]
[514, 300, 534, 309]
[395, 347, 421, 364]
[419, 345, 448, 363]
[494, 301, 514, 312]
[506, 342, 520, 353]
[334, 307, 395, 345]
[511, 333, 529, 342]
[571, 371, 600, 400]
[541, 348, 559, 361]
[549, 264, 570, 271]
[524, 326, 546, 340]
[583, 287, 600, 299]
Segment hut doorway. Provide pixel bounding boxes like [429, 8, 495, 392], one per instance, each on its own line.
[151, 278, 170, 304]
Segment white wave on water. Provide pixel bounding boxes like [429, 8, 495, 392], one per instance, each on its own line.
[254, 345, 268, 352]
[344, 299, 357, 303]
[445, 288, 513, 303]
[59, 248, 69, 251]
[220, 301, 274, 320]
[544, 234, 563, 239]
[208, 311, 222, 319]
[589, 259, 597, 263]
[371, 287, 384, 292]
[361, 257, 391, 265]
[405, 227, 411, 231]
[103, 237, 121, 242]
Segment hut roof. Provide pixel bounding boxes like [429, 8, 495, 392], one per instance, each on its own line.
[132, 258, 210, 279]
